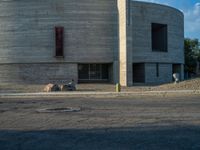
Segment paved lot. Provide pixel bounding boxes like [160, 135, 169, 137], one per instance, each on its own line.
[0, 95, 200, 150]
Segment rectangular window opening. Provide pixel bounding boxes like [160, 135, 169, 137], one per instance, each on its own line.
[172, 64, 181, 81]
[152, 23, 168, 52]
[78, 64, 110, 83]
[156, 63, 159, 77]
[55, 27, 64, 57]
[133, 63, 145, 83]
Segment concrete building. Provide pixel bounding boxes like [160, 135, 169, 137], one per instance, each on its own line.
[0, 0, 184, 86]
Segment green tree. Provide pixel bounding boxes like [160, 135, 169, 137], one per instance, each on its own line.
[184, 38, 200, 73]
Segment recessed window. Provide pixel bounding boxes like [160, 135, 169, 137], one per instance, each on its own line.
[133, 63, 145, 83]
[78, 64, 109, 82]
[156, 63, 159, 77]
[55, 27, 64, 57]
[152, 23, 168, 52]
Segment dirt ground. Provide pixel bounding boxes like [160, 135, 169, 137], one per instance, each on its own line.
[1, 78, 200, 93]
[0, 95, 200, 149]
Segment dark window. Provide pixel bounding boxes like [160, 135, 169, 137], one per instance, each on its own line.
[102, 64, 109, 79]
[127, 0, 131, 25]
[133, 63, 145, 83]
[78, 64, 89, 80]
[78, 64, 109, 82]
[172, 64, 181, 80]
[89, 64, 101, 80]
[156, 63, 159, 77]
[152, 23, 168, 52]
[55, 27, 64, 57]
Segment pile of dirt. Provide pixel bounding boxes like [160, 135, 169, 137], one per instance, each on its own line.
[152, 78, 200, 91]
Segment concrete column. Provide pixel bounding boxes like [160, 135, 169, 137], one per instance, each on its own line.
[118, 0, 127, 86]
[118, 0, 132, 86]
[126, 1, 133, 86]
[181, 64, 184, 80]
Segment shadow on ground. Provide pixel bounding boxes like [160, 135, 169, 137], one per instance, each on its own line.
[0, 125, 200, 150]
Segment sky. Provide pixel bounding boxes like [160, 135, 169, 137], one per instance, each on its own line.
[135, 0, 200, 40]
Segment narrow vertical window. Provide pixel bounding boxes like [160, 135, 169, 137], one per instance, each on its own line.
[156, 63, 159, 77]
[127, 0, 131, 26]
[55, 27, 64, 57]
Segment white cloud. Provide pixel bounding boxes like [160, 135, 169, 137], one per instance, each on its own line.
[184, 3, 200, 34]
[194, 3, 200, 16]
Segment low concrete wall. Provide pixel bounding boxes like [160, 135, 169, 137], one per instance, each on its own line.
[0, 63, 77, 84]
[145, 63, 173, 84]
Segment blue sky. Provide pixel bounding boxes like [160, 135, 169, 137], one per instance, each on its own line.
[135, 0, 200, 40]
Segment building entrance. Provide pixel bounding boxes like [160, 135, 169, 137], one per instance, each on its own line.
[133, 63, 145, 83]
[78, 64, 110, 83]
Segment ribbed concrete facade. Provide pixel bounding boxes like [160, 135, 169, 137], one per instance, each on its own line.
[0, 0, 184, 86]
[130, 1, 184, 85]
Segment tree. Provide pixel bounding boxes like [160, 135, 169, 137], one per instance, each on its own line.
[184, 38, 200, 73]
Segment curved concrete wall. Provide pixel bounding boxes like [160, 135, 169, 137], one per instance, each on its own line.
[0, 0, 118, 64]
[130, 1, 184, 64]
[0, 0, 184, 84]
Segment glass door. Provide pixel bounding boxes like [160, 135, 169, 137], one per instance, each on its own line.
[89, 64, 101, 80]
[78, 64, 109, 82]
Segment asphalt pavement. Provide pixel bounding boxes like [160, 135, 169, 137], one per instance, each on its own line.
[0, 95, 200, 149]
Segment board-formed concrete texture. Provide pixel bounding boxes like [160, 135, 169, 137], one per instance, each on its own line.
[0, 0, 184, 86]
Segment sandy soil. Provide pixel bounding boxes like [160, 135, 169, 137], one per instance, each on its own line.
[0, 78, 200, 93]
